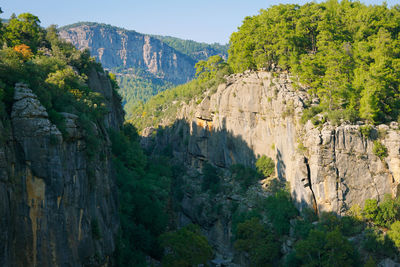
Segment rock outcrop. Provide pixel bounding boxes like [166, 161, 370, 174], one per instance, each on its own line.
[0, 73, 123, 266]
[149, 70, 400, 215]
[59, 23, 196, 85]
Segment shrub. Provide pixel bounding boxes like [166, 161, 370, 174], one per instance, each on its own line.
[360, 125, 373, 139]
[264, 190, 298, 235]
[256, 155, 275, 178]
[234, 217, 280, 266]
[230, 164, 261, 189]
[388, 221, 400, 248]
[363, 199, 379, 222]
[160, 224, 213, 267]
[373, 141, 388, 160]
[295, 229, 358, 266]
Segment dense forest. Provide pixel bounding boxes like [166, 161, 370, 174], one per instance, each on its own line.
[228, 0, 400, 125]
[152, 35, 228, 62]
[132, 1, 400, 132]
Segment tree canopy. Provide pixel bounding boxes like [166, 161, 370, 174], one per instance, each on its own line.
[228, 0, 400, 124]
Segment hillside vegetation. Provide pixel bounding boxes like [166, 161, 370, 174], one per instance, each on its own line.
[128, 55, 231, 130]
[134, 0, 400, 131]
[229, 0, 400, 124]
[0, 11, 114, 157]
[152, 35, 228, 61]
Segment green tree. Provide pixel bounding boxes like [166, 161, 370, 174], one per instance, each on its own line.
[388, 221, 400, 248]
[160, 224, 213, 267]
[295, 228, 358, 266]
[255, 155, 275, 178]
[234, 217, 280, 267]
[363, 199, 379, 221]
[264, 190, 298, 235]
[3, 13, 44, 52]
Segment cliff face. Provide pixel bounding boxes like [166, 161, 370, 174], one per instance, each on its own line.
[149, 70, 400, 215]
[59, 24, 196, 85]
[0, 69, 123, 266]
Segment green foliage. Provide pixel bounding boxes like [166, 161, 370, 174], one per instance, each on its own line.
[255, 155, 275, 178]
[113, 66, 174, 111]
[111, 124, 184, 265]
[228, 1, 400, 124]
[363, 195, 400, 227]
[388, 221, 400, 249]
[129, 55, 231, 130]
[153, 35, 228, 62]
[300, 105, 323, 125]
[373, 140, 388, 161]
[3, 13, 45, 52]
[160, 224, 213, 267]
[363, 227, 396, 258]
[0, 14, 109, 151]
[264, 190, 298, 235]
[230, 164, 261, 189]
[234, 217, 280, 267]
[294, 228, 359, 266]
[364, 199, 379, 221]
[195, 55, 230, 81]
[360, 125, 373, 139]
[201, 162, 221, 194]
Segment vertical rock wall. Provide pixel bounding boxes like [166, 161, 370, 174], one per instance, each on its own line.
[156, 70, 400, 214]
[0, 72, 123, 267]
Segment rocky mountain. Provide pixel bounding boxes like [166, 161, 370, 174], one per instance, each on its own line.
[142, 70, 400, 263]
[0, 68, 124, 266]
[148, 70, 400, 214]
[58, 22, 228, 113]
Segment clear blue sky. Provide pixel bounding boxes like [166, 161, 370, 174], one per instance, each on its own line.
[1, 0, 397, 44]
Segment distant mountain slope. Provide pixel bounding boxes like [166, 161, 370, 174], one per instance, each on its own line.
[59, 22, 195, 84]
[151, 35, 228, 61]
[59, 22, 228, 114]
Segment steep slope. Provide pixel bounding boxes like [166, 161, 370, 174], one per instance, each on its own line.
[151, 35, 228, 62]
[0, 14, 124, 266]
[59, 22, 195, 85]
[143, 70, 400, 215]
[58, 22, 228, 117]
[0, 74, 123, 267]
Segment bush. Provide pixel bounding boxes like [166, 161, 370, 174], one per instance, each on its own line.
[264, 190, 298, 235]
[363, 227, 396, 258]
[373, 141, 388, 161]
[372, 140, 388, 161]
[363, 195, 400, 227]
[160, 224, 213, 267]
[363, 199, 379, 222]
[256, 155, 275, 178]
[388, 221, 400, 248]
[230, 164, 261, 189]
[295, 228, 359, 266]
[360, 125, 373, 139]
[234, 217, 280, 266]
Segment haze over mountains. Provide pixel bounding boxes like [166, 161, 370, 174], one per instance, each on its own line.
[59, 22, 228, 114]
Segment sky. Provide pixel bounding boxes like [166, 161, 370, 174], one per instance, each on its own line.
[1, 0, 397, 44]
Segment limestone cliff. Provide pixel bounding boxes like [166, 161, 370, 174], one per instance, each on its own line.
[59, 23, 196, 85]
[147, 70, 400, 216]
[0, 68, 123, 266]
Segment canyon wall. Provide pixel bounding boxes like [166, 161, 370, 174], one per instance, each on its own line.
[0, 68, 123, 267]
